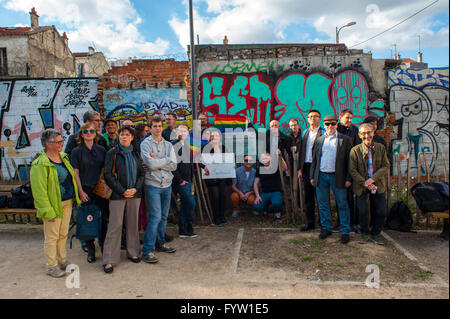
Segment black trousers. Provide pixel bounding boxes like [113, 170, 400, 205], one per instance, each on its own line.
[207, 180, 227, 225]
[356, 191, 386, 236]
[302, 163, 317, 227]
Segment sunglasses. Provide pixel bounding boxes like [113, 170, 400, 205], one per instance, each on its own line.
[82, 129, 96, 134]
[324, 122, 337, 126]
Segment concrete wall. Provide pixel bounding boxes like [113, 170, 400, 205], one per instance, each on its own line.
[387, 67, 449, 176]
[193, 44, 386, 134]
[0, 78, 98, 180]
[75, 52, 110, 77]
[99, 59, 191, 126]
[27, 29, 76, 78]
[0, 36, 29, 77]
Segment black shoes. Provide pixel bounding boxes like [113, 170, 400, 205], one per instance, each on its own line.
[127, 257, 141, 263]
[319, 229, 332, 239]
[179, 224, 198, 238]
[341, 234, 350, 244]
[103, 264, 113, 274]
[86, 240, 96, 263]
[81, 241, 88, 253]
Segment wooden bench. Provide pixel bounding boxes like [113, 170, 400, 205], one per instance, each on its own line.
[424, 210, 449, 219]
[0, 208, 37, 215]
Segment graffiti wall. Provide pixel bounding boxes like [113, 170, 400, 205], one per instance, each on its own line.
[103, 88, 192, 126]
[389, 68, 449, 175]
[199, 69, 385, 134]
[0, 78, 98, 180]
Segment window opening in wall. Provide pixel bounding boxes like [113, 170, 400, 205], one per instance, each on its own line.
[0, 48, 7, 76]
[77, 63, 84, 77]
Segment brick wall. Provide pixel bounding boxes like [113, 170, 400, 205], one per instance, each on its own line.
[98, 59, 191, 125]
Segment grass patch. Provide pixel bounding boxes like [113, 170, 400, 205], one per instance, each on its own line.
[292, 238, 309, 245]
[417, 270, 433, 280]
[341, 255, 351, 259]
[335, 263, 344, 268]
[348, 261, 355, 265]
[301, 256, 313, 262]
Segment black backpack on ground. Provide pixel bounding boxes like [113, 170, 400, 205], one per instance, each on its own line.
[411, 182, 449, 213]
[386, 201, 413, 232]
[10, 183, 34, 209]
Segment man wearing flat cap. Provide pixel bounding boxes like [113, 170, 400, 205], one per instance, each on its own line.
[310, 114, 353, 244]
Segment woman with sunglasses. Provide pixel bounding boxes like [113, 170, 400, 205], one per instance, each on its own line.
[70, 123, 108, 263]
[30, 129, 81, 278]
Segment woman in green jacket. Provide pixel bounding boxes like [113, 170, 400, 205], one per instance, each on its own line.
[30, 129, 80, 278]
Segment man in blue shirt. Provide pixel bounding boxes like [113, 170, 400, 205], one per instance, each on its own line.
[231, 155, 257, 217]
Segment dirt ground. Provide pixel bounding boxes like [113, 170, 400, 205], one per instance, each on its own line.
[0, 213, 448, 299]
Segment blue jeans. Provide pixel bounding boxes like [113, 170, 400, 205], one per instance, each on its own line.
[173, 183, 196, 228]
[315, 173, 350, 235]
[142, 185, 172, 255]
[253, 192, 283, 213]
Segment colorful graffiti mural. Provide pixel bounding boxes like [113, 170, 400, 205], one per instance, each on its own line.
[389, 69, 449, 175]
[387, 67, 449, 88]
[199, 69, 385, 134]
[0, 78, 98, 180]
[103, 88, 192, 126]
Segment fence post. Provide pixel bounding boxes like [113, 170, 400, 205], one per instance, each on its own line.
[406, 152, 411, 222]
[396, 154, 402, 202]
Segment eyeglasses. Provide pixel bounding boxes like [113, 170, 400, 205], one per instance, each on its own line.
[49, 140, 64, 145]
[82, 129, 96, 134]
[324, 122, 337, 126]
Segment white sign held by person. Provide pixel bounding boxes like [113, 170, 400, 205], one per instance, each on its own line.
[201, 153, 236, 179]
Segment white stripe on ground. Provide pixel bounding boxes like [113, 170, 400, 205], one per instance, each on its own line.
[239, 278, 448, 288]
[231, 228, 245, 273]
[381, 231, 449, 287]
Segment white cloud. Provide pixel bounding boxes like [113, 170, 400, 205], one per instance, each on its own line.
[170, 0, 449, 55]
[2, 0, 170, 59]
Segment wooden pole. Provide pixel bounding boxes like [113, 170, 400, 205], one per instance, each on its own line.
[284, 150, 295, 224]
[191, 176, 204, 224]
[387, 166, 391, 213]
[406, 152, 411, 207]
[11, 159, 22, 185]
[442, 152, 448, 183]
[417, 152, 422, 182]
[195, 163, 213, 224]
[422, 152, 430, 227]
[4, 159, 13, 184]
[396, 154, 402, 202]
[423, 152, 430, 183]
[278, 153, 291, 221]
[23, 158, 30, 182]
[293, 150, 301, 225]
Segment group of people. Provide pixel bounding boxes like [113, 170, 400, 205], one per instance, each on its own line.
[30, 107, 389, 278]
[230, 110, 389, 246]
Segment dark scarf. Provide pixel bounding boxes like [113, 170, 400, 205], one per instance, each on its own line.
[119, 144, 137, 189]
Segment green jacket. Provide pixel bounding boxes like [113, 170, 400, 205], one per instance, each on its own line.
[349, 142, 390, 196]
[30, 151, 81, 220]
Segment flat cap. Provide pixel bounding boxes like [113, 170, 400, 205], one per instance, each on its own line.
[323, 114, 338, 122]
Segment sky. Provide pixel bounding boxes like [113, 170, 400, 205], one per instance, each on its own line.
[0, 0, 448, 67]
